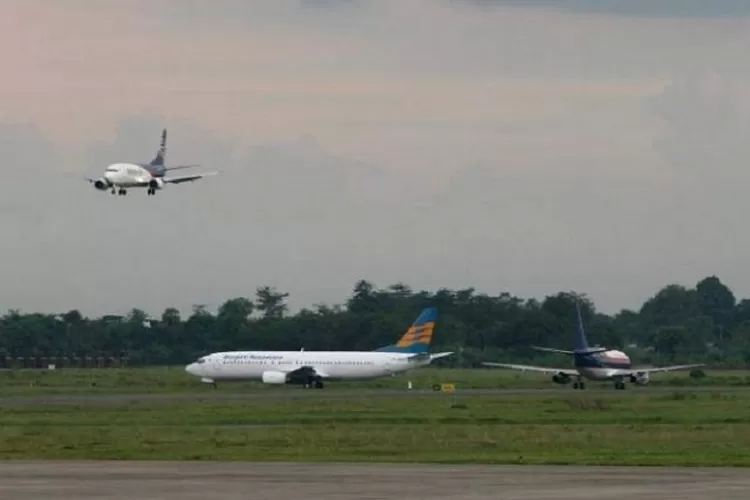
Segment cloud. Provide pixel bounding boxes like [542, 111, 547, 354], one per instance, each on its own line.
[454, 0, 750, 18]
[3, 0, 750, 317]
[650, 71, 750, 178]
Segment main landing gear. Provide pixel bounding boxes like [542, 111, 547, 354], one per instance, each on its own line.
[572, 377, 586, 390]
[303, 377, 324, 389]
[147, 187, 157, 196]
[613, 381, 626, 390]
[111, 188, 128, 196]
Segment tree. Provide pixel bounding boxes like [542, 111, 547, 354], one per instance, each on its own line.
[0, 275, 743, 367]
[347, 280, 378, 314]
[696, 276, 735, 330]
[161, 308, 181, 326]
[255, 286, 289, 320]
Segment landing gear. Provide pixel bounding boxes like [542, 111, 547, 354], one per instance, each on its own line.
[147, 187, 156, 196]
[614, 381, 626, 390]
[303, 377, 324, 389]
[572, 377, 586, 390]
[115, 188, 127, 196]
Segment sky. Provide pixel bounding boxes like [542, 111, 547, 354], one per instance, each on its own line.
[2, 0, 750, 318]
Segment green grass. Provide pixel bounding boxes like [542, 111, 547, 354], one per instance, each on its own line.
[1, 366, 749, 396]
[1, 392, 750, 465]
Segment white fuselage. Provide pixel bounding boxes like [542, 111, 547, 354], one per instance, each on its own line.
[185, 350, 433, 382]
[104, 163, 153, 187]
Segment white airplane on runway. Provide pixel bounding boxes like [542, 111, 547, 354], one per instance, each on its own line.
[86, 129, 218, 196]
[184, 307, 453, 389]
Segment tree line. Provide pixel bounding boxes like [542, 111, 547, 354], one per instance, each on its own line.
[1, 277, 749, 367]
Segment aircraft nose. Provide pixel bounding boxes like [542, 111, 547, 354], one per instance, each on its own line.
[185, 363, 198, 376]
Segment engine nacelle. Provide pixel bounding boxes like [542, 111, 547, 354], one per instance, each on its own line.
[261, 371, 288, 385]
[630, 372, 650, 386]
[93, 178, 110, 190]
[149, 178, 165, 190]
[552, 373, 572, 385]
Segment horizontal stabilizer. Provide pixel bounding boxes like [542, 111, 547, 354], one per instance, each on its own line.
[164, 171, 219, 184]
[429, 352, 454, 361]
[165, 164, 200, 171]
[531, 346, 576, 355]
[532, 346, 608, 356]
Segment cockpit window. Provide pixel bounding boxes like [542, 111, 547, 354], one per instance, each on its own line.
[105, 167, 118, 172]
[196, 358, 206, 364]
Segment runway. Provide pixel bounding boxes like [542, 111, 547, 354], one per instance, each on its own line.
[1, 461, 748, 499]
[0, 385, 746, 407]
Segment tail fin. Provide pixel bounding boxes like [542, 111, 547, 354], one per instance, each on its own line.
[150, 129, 167, 166]
[531, 302, 604, 356]
[375, 307, 438, 354]
[573, 301, 590, 351]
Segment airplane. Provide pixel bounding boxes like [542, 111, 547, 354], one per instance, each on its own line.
[86, 129, 218, 196]
[482, 302, 705, 390]
[184, 307, 453, 389]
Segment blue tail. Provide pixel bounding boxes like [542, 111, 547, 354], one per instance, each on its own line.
[573, 301, 590, 352]
[375, 307, 438, 354]
[150, 129, 167, 167]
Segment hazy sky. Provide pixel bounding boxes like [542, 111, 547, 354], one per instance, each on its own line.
[2, 0, 750, 317]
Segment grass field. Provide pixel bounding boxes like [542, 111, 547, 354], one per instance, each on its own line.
[0, 366, 749, 396]
[1, 391, 749, 465]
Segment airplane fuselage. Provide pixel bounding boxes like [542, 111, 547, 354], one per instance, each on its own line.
[185, 350, 434, 384]
[91, 163, 166, 196]
[574, 349, 631, 381]
[104, 163, 154, 187]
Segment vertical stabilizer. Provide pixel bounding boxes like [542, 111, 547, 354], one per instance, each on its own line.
[150, 129, 167, 167]
[375, 307, 438, 354]
[573, 301, 590, 352]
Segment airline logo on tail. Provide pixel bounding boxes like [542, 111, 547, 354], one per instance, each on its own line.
[375, 307, 438, 354]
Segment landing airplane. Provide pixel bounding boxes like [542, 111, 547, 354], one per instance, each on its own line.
[184, 307, 453, 389]
[86, 129, 218, 196]
[482, 303, 704, 390]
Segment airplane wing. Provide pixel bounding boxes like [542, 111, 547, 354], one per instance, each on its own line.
[482, 362, 579, 376]
[163, 172, 219, 184]
[611, 363, 705, 376]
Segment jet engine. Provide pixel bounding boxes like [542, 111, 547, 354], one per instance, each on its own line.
[149, 178, 165, 190]
[630, 372, 650, 386]
[261, 371, 288, 384]
[92, 178, 110, 190]
[552, 373, 572, 385]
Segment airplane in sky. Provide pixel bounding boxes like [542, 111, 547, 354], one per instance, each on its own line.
[482, 303, 704, 390]
[86, 129, 218, 196]
[184, 307, 453, 388]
